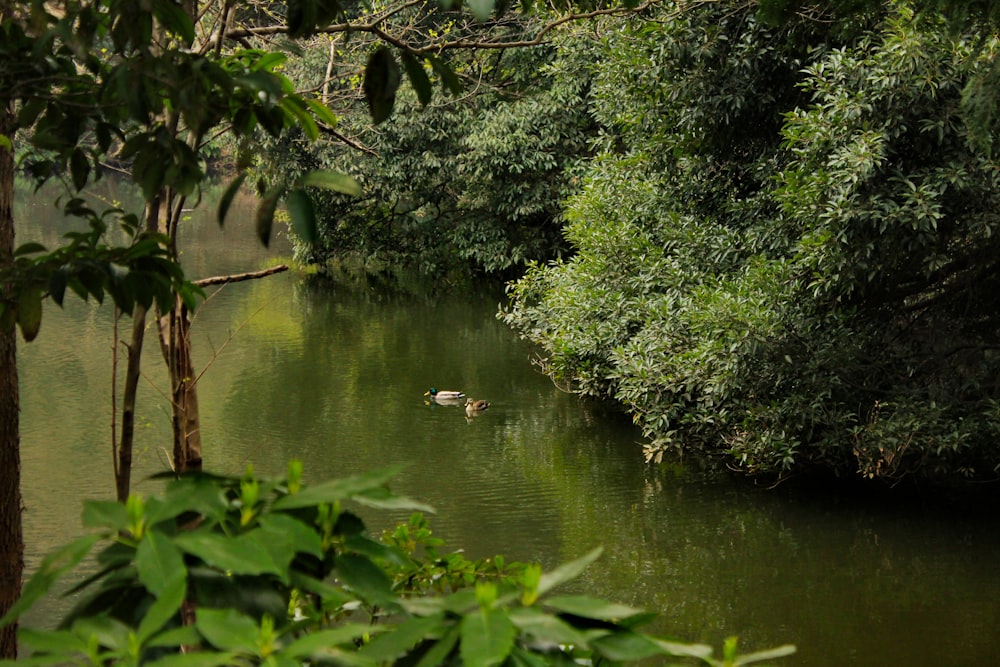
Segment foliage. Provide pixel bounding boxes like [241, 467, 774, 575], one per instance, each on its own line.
[503, 0, 1000, 483]
[261, 23, 602, 279]
[0, 463, 794, 666]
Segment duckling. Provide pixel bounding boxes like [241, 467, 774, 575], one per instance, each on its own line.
[465, 397, 490, 415]
[425, 388, 465, 402]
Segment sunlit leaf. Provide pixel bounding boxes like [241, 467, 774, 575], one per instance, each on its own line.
[174, 531, 282, 576]
[301, 169, 362, 196]
[285, 624, 381, 659]
[137, 570, 186, 643]
[272, 465, 406, 509]
[304, 98, 339, 128]
[507, 608, 588, 647]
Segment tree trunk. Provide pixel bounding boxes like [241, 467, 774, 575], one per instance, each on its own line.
[0, 101, 23, 660]
[115, 305, 147, 502]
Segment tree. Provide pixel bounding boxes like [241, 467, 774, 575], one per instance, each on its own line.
[503, 0, 1000, 483]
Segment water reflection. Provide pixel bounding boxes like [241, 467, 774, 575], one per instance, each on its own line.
[14, 179, 1000, 665]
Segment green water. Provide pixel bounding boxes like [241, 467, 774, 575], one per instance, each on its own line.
[15, 180, 1000, 665]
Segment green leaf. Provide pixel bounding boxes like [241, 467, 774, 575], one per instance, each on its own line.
[285, 189, 317, 245]
[288, 571, 354, 607]
[301, 169, 362, 196]
[144, 651, 238, 667]
[70, 148, 90, 191]
[363, 46, 401, 124]
[537, 547, 602, 597]
[71, 615, 131, 651]
[17, 286, 43, 342]
[459, 608, 516, 667]
[401, 52, 433, 106]
[415, 623, 461, 667]
[145, 624, 202, 649]
[590, 630, 665, 661]
[733, 644, 798, 664]
[280, 96, 319, 140]
[81, 500, 129, 532]
[358, 614, 446, 662]
[152, 0, 196, 45]
[17, 628, 88, 656]
[195, 607, 258, 652]
[466, 0, 494, 20]
[429, 56, 463, 97]
[0, 534, 101, 628]
[137, 569, 186, 644]
[174, 531, 282, 576]
[136, 530, 187, 597]
[284, 624, 379, 659]
[336, 553, 397, 608]
[544, 596, 644, 621]
[305, 98, 339, 128]
[217, 172, 247, 228]
[272, 465, 406, 510]
[256, 184, 285, 248]
[507, 608, 588, 647]
[14, 242, 46, 256]
[257, 513, 323, 559]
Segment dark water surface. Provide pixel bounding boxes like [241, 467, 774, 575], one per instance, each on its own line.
[15, 180, 1000, 665]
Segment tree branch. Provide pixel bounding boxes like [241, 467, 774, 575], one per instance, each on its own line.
[193, 264, 289, 287]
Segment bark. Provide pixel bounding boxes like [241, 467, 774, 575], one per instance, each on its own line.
[0, 101, 23, 660]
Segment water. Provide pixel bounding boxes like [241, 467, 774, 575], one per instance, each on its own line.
[14, 179, 1000, 665]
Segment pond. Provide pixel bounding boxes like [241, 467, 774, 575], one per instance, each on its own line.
[14, 178, 1000, 666]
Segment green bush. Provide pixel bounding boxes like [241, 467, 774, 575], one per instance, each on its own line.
[0, 462, 794, 666]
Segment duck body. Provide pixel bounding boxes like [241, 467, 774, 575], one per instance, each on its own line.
[465, 398, 490, 414]
[425, 388, 465, 401]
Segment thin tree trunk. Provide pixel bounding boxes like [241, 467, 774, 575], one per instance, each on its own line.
[0, 101, 23, 660]
[115, 304, 147, 501]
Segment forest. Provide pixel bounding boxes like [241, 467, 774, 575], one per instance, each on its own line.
[2, 0, 1000, 664]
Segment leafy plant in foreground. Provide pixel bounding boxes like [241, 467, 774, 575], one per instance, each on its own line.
[0, 462, 794, 666]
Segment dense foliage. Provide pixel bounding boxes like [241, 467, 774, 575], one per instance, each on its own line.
[0, 463, 794, 666]
[262, 24, 601, 280]
[502, 1, 1000, 483]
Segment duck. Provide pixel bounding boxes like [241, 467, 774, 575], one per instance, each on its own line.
[425, 388, 465, 401]
[465, 397, 490, 414]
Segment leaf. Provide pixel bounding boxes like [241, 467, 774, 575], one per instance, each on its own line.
[70, 148, 90, 191]
[136, 530, 187, 597]
[363, 47, 401, 124]
[537, 547, 602, 597]
[281, 96, 319, 140]
[285, 188, 317, 245]
[544, 595, 644, 621]
[733, 644, 798, 665]
[590, 630, 666, 662]
[17, 286, 43, 342]
[256, 184, 285, 247]
[143, 651, 238, 667]
[217, 172, 247, 228]
[195, 607, 259, 652]
[272, 465, 406, 510]
[17, 627, 88, 655]
[14, 242, 46, 256]
[81, 500, 129, 532]
[401, 52, 433, 106]
[336, 553, 397, 608]
[429, 56, 463, 97]
[357, 614, 446, 662]
[0, 535, 100, 628]
[137, 570, 186, 644]
[152, 0, 196, 45]
[506, 608, 588, 647]
[305, 98, 339, 128]
[459, 608, 516, 667]
[301, 169, 362, 196]
[466, 0, 494, 20]
[415, 623, 461, 667]
[257, 513, 323, 559]
[174, 531, 282, 576]
[284, 624, 379, 659]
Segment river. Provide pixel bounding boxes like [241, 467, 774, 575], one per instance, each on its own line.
[14, 178, 1000, 665]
